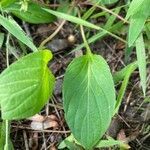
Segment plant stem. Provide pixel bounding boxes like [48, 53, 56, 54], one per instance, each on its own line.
[39, 1, 75, 49]
[39, 19, 66, 49]
[80, 24, 92, 55]
[4, 120, 9, 150]
[4, 33, 11, 150]
[6, 33, 10, 67]
[79, 10, 92, 55]
[95, 4, 129, 24]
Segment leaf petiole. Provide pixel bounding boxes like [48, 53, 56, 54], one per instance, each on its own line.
[4, 120, 9, 150]
[80, 24, 92, 56]
[78, 10, 92, 56]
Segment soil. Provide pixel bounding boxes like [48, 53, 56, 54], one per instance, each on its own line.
[0, 1, 150, 150]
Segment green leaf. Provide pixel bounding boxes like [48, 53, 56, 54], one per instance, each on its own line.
[58, 134, 82, 150]
[0, 50, 55, 120]
[58, 134, 75, 149]
[144, 97, 150, 102]
[104, 7, 121, 29]
[43, 8, 100, 30]
[59, 140, 82, 150]
[145, 22, 150, 40]
[0, 33, 4, 48]
[113, 61, 138, 84]
[114, 63, 137, 115]
[96, 138, 125, 148]
[63, 54, 116, 149]
[128, 0, 150, 47]
[43, 8, 125, 43]
[135, 34, 146, 96]
[4, 2, 56, 24]
[125, 46, 134, 63]
[57, 0, 70, 14]
[126, 0, 145, 19]
[101, 0, 118, 4]
[0, 15, 37, 51]
[91, 0, 118, 4]
[0, 0, 17, 7]
[0, 122, 5, 150]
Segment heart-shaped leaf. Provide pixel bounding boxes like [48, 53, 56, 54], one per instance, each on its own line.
[0, 50, 55, 120]
[63, 54, 116, 149]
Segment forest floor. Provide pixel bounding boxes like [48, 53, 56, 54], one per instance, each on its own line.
[0, 1, 150, 150]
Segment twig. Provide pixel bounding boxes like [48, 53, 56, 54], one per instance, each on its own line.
[49, 103, 63, 110]
[52, 96, 67, 137]
[23, 130, 29, 150]
[39, 19, 66, 48]
[12, 125, 70, 134]
[33, 130, 70, 134]
[22, 21, 32, 39]
[39, 1, 75, 48]
[41, 131, 47, 150]
[97, 5, 129, 24]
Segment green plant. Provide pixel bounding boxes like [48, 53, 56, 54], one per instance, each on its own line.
[0, 50, 55, 149]
[58, 134, 129, 150]
[0, 0, 149, 149]
[63, 52, 115, 149]
[126, 0, 150, 96]
[3, 1, 56, 24]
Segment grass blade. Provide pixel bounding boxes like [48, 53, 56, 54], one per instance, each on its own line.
[0, 15, 37, 51]
[43, 8, 126, 43]
[0, 33, 4, 48]
[44, 8, 99, 30]
[71, 22, 123, 53]
[113, 61, 138, 84]
[128, 0, 150, 47]
[126, 0, 145, 19]
[114, 63, 137, 115]
[135, 34, 147, 96]
[102, 0, 118, 4]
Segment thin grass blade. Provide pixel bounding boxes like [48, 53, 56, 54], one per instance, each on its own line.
[135, 34, 147, 96]
[0, 15, 37, 51]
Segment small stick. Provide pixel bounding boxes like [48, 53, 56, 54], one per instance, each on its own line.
[97, 5, 129, 24]
[39, 19, 66, 48]
[12, 125, 70, 134]
[23, 130, 29, 150]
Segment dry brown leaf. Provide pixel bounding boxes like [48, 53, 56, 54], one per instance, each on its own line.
[117, 129, 131, 149]
[28, 114, 45, 122]
[48, 114, 58, 121]
[115, 41, 125, 50]
[117, 129, 126, 141]
[30, 115, 59, 130]
[49, 146, 57, 150]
